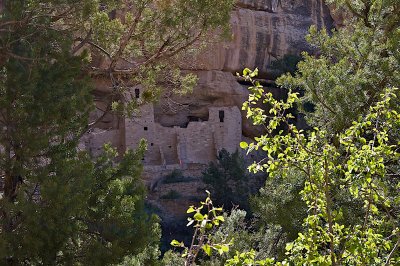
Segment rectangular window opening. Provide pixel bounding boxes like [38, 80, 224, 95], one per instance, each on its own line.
[219, 110, 225, 123]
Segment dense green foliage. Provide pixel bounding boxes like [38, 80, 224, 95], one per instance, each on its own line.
[0, 0, 234, 265]
[278, 0, 400, 133]
[250, 169, 307, 259]
[0, 2, 160, 264]
[229, 1, 400, 265]
[242, 68, 399, 264]
[226, 1, 400, 263]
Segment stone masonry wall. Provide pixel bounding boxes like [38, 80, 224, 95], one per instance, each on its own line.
[122, 87, 242, 167]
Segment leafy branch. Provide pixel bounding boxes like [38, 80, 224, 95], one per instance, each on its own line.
[171, 191, 230, 266]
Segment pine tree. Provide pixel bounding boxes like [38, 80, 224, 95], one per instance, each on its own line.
[277, 0, 400, 133]
[0, 0, 235, 264]
[0, 1, 159, 264]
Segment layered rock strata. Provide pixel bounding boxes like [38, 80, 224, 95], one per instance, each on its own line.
[192, 0, 334, 74]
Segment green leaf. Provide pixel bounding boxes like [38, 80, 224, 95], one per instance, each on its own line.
[216, 215, 225, 222]
[202, 244, 212, 256]
[240, 141, 248, 149]
[187, 206, 195, 213]
[285, 242, 294, 251]
[250, 68, 259, 77]
[171, 239, 184, 247]
[194, 212, 204, 221]
[221, 245, 229, 253]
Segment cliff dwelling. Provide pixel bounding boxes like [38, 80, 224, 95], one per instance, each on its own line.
[83, 86, 242, 171]
[79, 0, 335, 175]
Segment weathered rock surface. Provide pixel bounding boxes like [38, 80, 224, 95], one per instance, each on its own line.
[326, 4, 347, 28]
[159, 0, 335, 140]
[191, 0, 334, 76]
[154, 70, 286, 138]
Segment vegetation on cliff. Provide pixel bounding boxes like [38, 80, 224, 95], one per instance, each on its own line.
[0, 0, 399, 265]
[169, 0, 400, 265]
[202, 149, 250, 212]
[240, 70, 399, 265]
[0, 0, 233, 264]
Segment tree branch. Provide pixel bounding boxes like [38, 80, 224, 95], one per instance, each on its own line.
[72, 29, 92, 55]
[385, 236, 400, 266]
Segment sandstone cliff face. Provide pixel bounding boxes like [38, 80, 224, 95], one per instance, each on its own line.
[158, 0, 335, 138]
[192, 0, 334, 75]
[326, 4, 347, 28]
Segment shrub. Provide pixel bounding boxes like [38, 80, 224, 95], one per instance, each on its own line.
[163, 169, 185, 184]
[202, 149, 250, 212]
[160, 190, 182, 200]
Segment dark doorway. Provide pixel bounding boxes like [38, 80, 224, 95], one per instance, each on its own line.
[219, 110, 225, 123]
